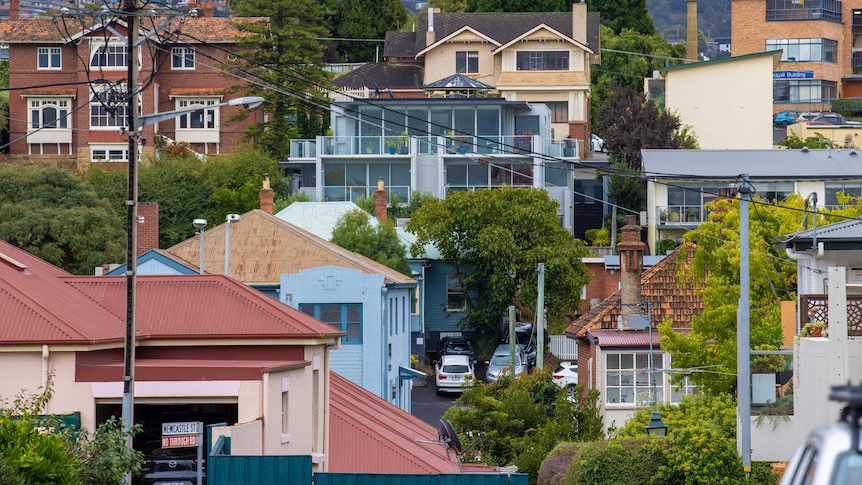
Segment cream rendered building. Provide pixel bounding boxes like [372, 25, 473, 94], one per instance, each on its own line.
[650, 50, 782, 150]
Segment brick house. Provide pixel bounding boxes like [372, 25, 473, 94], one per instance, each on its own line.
[731, 0, 857, 109]
[0, 2, 266, 169]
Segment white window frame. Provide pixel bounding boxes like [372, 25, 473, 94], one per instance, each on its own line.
[29, 98, 70, 130]
[90, 83, 140, 130]
[38, 47, 61, 69]
[446, 274, 466, 312]
[670, 375, 700, 403]
[176, 97, 219, 131]
[605, 351, 664, 407]
[91, 144, 129, 163]
[90, 40, 128, 69]
[171, 47, 195, 69]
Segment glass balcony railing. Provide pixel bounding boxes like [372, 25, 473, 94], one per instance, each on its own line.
[288, 134, 574, 158]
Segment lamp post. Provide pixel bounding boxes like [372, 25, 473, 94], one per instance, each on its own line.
[193, 219, 207, 274]
[121, 97, 263, 442]
[224, 214, 241, 275]
[643, 299, 668, 438]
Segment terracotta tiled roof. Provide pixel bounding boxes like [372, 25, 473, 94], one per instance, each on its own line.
[383, 11, 601, 58]
[166, 210, 416, 287]
[564, 244, 702, 338]
[0, 239, 342, 345]
[20, 88, 78, 96]
[0, 16, 266, 44]
[329, 373, 462, 474]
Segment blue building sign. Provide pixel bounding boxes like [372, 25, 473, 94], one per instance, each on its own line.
[773, 71, 814, 79]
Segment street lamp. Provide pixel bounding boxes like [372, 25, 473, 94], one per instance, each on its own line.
[645, 409, 668, 437]
[121, 94, 264, 442]
[224, 214, 241, 275]
[193, 219, 207, 274]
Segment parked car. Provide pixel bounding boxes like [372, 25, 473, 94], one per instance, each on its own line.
[773, 109, 802, 127]
[807, 113, 847, 125]
[591, 133, 605, 153]
[552, 361, 578, 388]
[435, 354, 476, 394]
[139, 443, 205, 485]
[794, 111, 824, 123]
[779, 384, 862, 485]
[485, 344, 528, 383]
[436, 336, 475, 360]
[501, 322, 536, 368]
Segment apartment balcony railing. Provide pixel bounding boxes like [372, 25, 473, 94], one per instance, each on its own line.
[657, 205, 704, 225]
[800, 294, 862, 336]
[288, 134, 578, 160]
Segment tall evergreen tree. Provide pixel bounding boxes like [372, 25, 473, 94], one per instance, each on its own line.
[333, 0, 407, 62]
[464, 0, 571, 11]
[228, 0, 333, 159]
[588, 0, 656, 35]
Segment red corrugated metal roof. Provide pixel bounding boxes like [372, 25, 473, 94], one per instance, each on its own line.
[586, 329, 659, 348]
[329, 373, 461, 474]
[66, 275, 343, 340]
[0, 240, 343, 344]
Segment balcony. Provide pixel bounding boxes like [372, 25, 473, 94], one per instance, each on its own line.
[799, 294, 862, 336]
[287, 134, 572, 161]
[657, 205, 703, 225]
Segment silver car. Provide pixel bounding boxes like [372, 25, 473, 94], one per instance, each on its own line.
[485, 344, 527, 383]
[780, 384, 862, 485]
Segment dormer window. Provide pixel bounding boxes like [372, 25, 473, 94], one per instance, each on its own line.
[516, 51, 569, 71]
[456, 51, 478, 73]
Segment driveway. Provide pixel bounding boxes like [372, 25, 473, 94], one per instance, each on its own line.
[411, 362, 488, 427]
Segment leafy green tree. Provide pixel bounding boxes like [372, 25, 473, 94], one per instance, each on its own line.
[333, 0, 407, 62]
[429, 0, 467, 12]
[444, 372, 603, 482]
[331, 209, 412, 275]
[228, 0, 333, 158]
[659, 196, 804, 395]
[589, 0, 655, 35]
[354, 191, 435, 221]
[614, 394, 779, 484]
[407, 187, 589, 354]
[74, 417, 143, 485]
[598, 83, 697, 172]
[87, 144, 288, 250]
[0, 164, 125, 274]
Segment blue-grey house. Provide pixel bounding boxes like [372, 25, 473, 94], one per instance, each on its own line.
[110, 206, 419, 412]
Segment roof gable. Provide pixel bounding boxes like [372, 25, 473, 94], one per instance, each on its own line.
[564, 244, 702, 337]
[106, 249, 199, 276]
[166, 210, 415, 286]
[494, 24, 593, 55]
[328, 373, 461, 473]
[415, 25, 500, 57]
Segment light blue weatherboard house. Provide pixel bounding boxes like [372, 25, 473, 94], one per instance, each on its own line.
[276, 201, 468, 363]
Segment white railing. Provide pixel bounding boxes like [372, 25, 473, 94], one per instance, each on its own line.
[549, 335, 578, 360]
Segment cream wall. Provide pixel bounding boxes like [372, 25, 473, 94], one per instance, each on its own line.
[422, 36, 497, 86]
[788, 123, 862, 148]
[665, 55, 775, 149]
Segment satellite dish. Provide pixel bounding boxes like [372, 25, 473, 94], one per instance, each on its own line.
[443, 419, 462, 455]
[437, 419, 450, 443]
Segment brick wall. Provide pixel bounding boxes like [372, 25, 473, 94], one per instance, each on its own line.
[137, 202, 159, 255]
[580, 261, 622, 315]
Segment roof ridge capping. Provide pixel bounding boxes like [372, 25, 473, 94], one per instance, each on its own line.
[0, 251, 27, 272]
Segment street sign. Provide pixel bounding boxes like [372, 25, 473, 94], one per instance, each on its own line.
[162, 421, 202, 436]
[161, 434, 198, 448]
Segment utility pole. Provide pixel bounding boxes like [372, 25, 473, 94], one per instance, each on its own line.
[536, 263, 545, 370]
[121, 0, 139, 448]
[737, 173, 752, 475]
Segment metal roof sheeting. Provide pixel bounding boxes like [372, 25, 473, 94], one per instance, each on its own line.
[329, 373, 461, 474]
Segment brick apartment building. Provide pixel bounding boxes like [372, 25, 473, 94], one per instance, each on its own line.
[732, 0, 862, 111]
[0, 0, 266, 169]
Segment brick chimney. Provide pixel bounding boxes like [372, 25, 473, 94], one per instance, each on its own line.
[137, 202, 159, 255]
[200, 1, 214, 17]
[617, 214, 645, 329]
[374, 176, 388, 222]
[9, 0, 19, 21]
[259, 174, 274, 215]
[686, 0, 698, 61]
